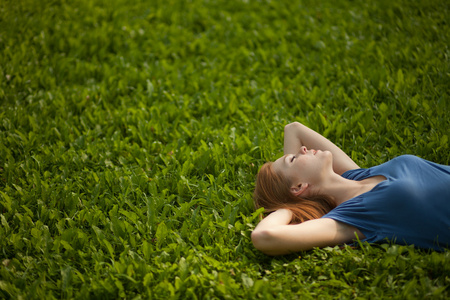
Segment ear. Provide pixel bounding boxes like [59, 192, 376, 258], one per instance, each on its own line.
[290, 183, 309, 196]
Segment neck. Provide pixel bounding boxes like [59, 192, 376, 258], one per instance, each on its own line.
[312, 173, 369, 206]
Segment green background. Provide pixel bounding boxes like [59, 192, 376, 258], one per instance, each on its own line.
[0, 0, 449, 298]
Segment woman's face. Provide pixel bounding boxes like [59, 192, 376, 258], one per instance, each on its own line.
[272, 147, 332, 187]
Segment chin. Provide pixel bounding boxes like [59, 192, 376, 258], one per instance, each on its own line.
[322, 150, 332, 158]
[324, 150, 333, 164]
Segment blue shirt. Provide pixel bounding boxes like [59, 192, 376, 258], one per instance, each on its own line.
[323, 155, 450, 250]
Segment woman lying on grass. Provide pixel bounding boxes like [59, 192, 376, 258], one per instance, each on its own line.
[252, 122, 450, 255]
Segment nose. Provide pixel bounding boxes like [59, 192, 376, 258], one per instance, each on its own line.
[299, 146, 307, 155]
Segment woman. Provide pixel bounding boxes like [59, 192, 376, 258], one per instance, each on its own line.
[252, 122, 450, 256]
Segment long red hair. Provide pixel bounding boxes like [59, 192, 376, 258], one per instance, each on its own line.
[253, 162, 336, 224]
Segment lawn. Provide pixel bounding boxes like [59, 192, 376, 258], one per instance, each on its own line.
[0, 0, 449, 298]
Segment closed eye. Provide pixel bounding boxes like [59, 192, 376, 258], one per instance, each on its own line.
[290, 156, 295, 162]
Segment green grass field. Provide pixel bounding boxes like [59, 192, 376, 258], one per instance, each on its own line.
[1, 0, 449, 298]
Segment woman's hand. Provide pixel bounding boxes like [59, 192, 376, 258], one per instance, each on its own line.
[283, 122, 359, 175]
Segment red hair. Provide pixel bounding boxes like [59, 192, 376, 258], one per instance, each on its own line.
[253, 162, 336, 224]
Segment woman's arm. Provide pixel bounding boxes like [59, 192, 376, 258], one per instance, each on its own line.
[251, 209, 363, 256]
[283, 122, 359, 175]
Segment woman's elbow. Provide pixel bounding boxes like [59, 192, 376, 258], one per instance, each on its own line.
[284, 122, 302, 131]
[251, 229, 278, 255]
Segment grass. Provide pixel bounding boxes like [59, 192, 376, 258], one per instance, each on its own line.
[0, 0, 449, 298]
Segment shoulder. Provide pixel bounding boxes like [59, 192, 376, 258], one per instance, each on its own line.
[379, 155, 441, 175]
[341, 168, 370, 181]
[341, 155, 423, 180]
